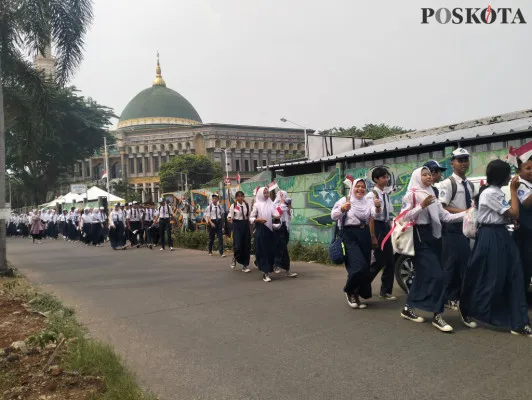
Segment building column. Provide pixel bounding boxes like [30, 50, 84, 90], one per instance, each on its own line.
[81, 161, 86, 179]
[88, 158, 93, 179]
[151, 182, 155, 202]
[150, 155, 155, 175]
[120, 153, 126, 178]
[142, 183, 147, 202]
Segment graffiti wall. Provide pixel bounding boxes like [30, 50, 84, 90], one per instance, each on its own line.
[168, 147, 512, 245]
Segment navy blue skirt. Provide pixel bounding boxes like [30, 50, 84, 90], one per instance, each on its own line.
[233, 219, 251, 267]
[342, 226, 372, 299]
[254, 223, 274, 273]
[407, 225, 445, 314]
[461, 225, 530, 330]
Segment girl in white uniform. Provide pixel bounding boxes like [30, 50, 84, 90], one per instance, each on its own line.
[460, 159, 531, 337]
[399, 167, 465, 333]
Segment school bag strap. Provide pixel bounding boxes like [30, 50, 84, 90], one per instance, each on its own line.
[449, 176, 474, 202]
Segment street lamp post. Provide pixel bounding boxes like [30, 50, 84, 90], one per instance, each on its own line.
[280, 117, 308, 159]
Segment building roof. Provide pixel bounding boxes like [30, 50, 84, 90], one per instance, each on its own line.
[261, 109, 532, 170]
[118, 57, 202, 130]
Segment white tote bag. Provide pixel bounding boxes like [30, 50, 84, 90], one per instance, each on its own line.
[382, 189, 417, 257]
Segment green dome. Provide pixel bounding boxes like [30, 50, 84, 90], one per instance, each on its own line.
[118, 59, 202, 129]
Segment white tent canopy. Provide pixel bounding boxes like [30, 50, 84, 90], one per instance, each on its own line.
[42, 186, 125, 208]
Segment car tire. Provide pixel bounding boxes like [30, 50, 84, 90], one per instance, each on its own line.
[395, 255, 415, 294]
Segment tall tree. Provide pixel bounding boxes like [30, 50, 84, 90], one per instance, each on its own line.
[321, 123, 412, 140]
[0, 0, 94, 273]
[5, 85, 114, 206]
[159, 155, 223, 192]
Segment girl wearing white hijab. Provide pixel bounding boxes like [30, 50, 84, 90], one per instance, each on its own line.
[272, 190, 298, 278]
[399, 167, 466, 333]
[250, 187, 280, 282]
[29, 210, 44, 244]
[331, 177, 380, 309]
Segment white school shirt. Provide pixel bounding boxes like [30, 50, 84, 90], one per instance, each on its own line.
[331, 197, 379, 227]
[228, 202, 249, 220]
[110, 210, 124, 225]
[439, 173, 475, 209]
[365, 187, 393, 222]
[129, 208, 141, 222]
[91, 211, 102, 223]
[158, 204, 172, 219]
[144, 208, 155, 222]
[401, 194, 464, 225]
[81, 213, 93, 225]
[205, 203, 223, 221]
[517, 177, 532, 203]
[477, 186, 511, 225]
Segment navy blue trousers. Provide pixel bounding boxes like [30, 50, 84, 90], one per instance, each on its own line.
[342, 226, 372, 299]
[442, 222, 471, 302]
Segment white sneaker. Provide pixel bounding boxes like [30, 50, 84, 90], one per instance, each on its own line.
[160, 248, 164, 251]
[285, 270, 298, 278]
[262, 273, 272, 282]
[242, 267, 251, 273]
[170, 247, 174, 251]
[221, 254, 226, 258]
[273, 267, 282, 274]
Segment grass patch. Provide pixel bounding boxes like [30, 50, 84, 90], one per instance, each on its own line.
[173, 230, 335, 265]
[1, 271, 157, 400]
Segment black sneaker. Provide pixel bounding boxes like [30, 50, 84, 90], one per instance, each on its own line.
[510, 325, 532, 337]
[345, 293, 359, 309]
[379, 293, 397, 301]
[401, 306, 425, 323]
[432, 314, 453, 332]
[354, 294, 367, 309]
[459, 309, 478, 329]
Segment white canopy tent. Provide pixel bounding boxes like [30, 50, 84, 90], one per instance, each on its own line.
[41, 186, 125, 208]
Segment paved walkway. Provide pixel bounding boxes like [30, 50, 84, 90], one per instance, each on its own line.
[6, 238, 532, 400]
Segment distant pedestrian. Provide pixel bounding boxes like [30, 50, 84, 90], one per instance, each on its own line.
[228, 191, 251, 272]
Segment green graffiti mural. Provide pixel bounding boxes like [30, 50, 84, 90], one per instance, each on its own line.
[166, 148, 513, 245]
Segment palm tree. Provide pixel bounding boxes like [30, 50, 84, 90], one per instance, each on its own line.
[0, 0, 94, 273]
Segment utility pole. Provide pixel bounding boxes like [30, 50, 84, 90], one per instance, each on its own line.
[104, 137, 110, 199]
[0, 53, 12, 275]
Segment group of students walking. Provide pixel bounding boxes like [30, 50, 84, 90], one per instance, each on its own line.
[332, 146, 532, 337]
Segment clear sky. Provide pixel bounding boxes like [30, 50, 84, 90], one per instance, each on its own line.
[71, 0, 532, 132]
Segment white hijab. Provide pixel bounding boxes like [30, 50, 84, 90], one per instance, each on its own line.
[253, 187, 275, 231]
[273, 190, 288, 204]
[347, 178, 371, 222]
[408, 167, 442, 239]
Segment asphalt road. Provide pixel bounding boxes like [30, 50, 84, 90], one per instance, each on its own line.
[6, 238, 532, 400]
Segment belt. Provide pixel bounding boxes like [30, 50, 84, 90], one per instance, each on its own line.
[344, 224, 368, 229]
[479, 223, 507, 227]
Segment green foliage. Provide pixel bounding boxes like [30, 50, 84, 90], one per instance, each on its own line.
[321, 123, 412, 140]
[111, 180, 142, 204]
[173, 230, 233, 251]
[159, 154, 223, 192]
[5, 84, 115, 206]
[287, 242, 333, 265]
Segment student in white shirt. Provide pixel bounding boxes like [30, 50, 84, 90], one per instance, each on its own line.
[227, 191, 251, 272]
[438, 148, 476, 310]
[399, 167, 465, 333]
[109, 203, 126, 250]
[272, 190, 297, 278]
[513, 151, 532, 298]
[460, 159, 531, 337]
[155, 198, 173, 251]
[331, 177, 380, 309]
[205, 193, 224, 257]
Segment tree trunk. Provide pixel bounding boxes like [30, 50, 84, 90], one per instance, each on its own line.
[0, 54, 8, 272]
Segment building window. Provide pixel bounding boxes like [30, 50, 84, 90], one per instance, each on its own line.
[129, 158, 135, 174]
[145, 157, 151, 173]
[253, 160, 258, 171]
[235, 160, 240, 171]
[244, 160, 249, 171]
[154, 157, 160, 172]
[406, 154, 417, 162]
[161, 155, 167, 164]
[262, 160, 267, 166]
[490, 141, 505, 151]
[137, 158, 143, 173]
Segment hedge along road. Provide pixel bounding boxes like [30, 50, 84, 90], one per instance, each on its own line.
[6, 238, 532, 400]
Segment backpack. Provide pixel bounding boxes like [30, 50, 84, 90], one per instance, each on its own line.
[449, 176, 474, 202]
